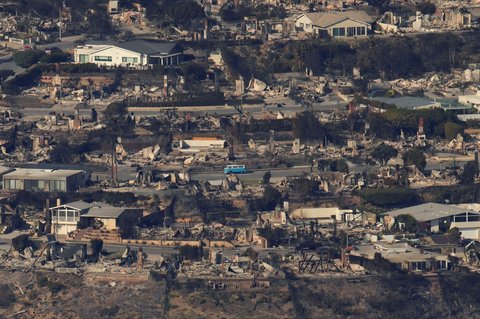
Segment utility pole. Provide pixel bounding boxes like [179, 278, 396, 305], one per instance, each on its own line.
[59, 1, 68, 40]
[58, 2, 63, 40]
[240, 94, 243, 115]
[111, 138, 118, 187]
[345, 219, 349, 248]
[59, 76, 63, 114]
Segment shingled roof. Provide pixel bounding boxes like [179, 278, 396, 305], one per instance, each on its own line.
[303, 10, 374, 28]
[115, 40, 181, 56]
[386, 202, 471, 222]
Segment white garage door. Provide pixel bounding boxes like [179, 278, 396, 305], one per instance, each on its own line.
[460, 228, 479, 240]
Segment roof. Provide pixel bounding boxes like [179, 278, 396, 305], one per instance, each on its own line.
[352, 243, 445, 263]
[3, 168, 84, 180]
[386, 202, 471, 222]
[114, 40, 180, 56]
[50, 201, 113, 211]
[75, 44, 110, 55]
[0, 165, 13, 176]
[302, 10, 374, 28]
[371, 96, 438, 109]
[81, 207, 131, 219]
[470, 7, 480, 18]
[422, 234, 459, 246]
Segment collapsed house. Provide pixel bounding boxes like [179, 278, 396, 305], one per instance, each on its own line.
[0, 204, 22, 234]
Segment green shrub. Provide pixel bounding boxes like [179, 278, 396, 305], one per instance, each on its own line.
[359, 188, 419, 207]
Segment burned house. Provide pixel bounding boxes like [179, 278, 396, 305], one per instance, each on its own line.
[0, 204, 22, 234]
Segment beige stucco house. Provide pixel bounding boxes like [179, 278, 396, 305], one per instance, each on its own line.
[295, 10, 374, 38]
[50, 200, 142, 237]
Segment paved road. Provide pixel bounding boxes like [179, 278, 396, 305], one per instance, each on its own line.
[190, 160, 381, 182]
[126, 97, 345, 118]
[191, 165, 314, 182]
[15, 159, 379, 186]
[21, 104, 99, 120]
[0, 60, 24, 76]
[17, 95, 344, 120]
[37, 35, 85, 51]
[0, 35, 83, 78]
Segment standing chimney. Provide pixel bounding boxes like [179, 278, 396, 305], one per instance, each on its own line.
[418, 117, 424, 134]
[348, 103, 356, 114]
[163, 75, 168, 97]
[475, 150, 479, 177]
[137, 247, 143, 270]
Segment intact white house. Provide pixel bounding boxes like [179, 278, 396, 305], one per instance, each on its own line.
[74, 40, 183, 68]
[295, 10, 374, 38]
[386, 202, 480, 239]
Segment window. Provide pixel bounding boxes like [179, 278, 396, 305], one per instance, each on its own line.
[436, 260, 447, 270]
[79, 54, 89, 63]
[48, 180, 66, 191]
[25, 180, 39, 191]
[300, 23, 304, 28]
[52, 209, 79, 223]
[356, 26, 366, 35]
[306, 23, 311, 29]
[347, 27, 356, 36]
[94, 56, 112, 62]
[412, 261, 427, 271]
[332, 27, 345, 37]
[4, 179, 20, 190]
[469, 215, 480, 222]
[122, 57, 138, 63]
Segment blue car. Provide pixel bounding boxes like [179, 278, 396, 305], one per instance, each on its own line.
[224, 165, 246, 174]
